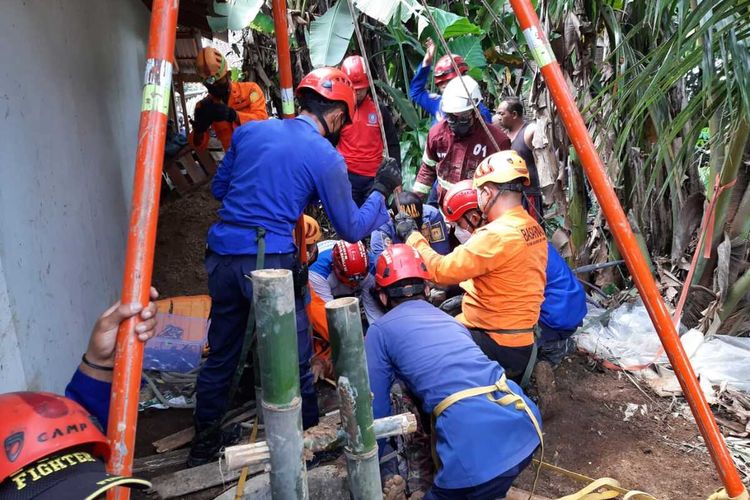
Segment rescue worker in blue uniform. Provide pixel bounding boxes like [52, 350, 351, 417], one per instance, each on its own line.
[371, 191, 451, 260]
[409, 38, 493, 125]
[189, 67, 402, 466]
[366, 244, 542, 499]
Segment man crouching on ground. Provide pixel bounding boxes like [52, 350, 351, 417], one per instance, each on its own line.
[365, 244, 542, 499]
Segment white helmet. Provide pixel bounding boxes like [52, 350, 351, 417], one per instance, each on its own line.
[441, 76, 482, 114]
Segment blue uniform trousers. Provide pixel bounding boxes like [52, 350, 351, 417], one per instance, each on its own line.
[195, 252, 319, 428]
[423, 455, 533, 500]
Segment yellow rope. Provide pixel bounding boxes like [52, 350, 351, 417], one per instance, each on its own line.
[233, 416, 260, 500]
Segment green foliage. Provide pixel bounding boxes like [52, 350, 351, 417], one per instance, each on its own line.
[448, 36, 487, 68]
[308, 0, 354, 68]
[250, 13, 275, 34]
[207, 0, 264, 32]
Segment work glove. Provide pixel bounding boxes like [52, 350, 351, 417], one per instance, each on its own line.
[439, 294, 463, 317]
[394, 212, 419, 242]
[371, 157, 402, 198]
[195, 98, 238, 131]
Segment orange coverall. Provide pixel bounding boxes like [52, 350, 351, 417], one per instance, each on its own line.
[190, 81, 268, 151]
[406, 205, 547, 348]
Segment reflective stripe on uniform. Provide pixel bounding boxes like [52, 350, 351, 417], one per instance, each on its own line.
[413, 181, 432, 194]
[421, 150, 437, 167]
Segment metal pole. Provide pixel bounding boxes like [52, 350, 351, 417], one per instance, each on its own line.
[507, 1, 747, 497]
[106, 1, 178, 497]
[326, 297, 382, 500]
[252, 269, 308, 500]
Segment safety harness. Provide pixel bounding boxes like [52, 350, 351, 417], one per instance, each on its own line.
[430, 373, 544, 491]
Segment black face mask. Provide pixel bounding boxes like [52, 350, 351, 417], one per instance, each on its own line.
[326, 130, 341, 147]
[447, 117, 473, 138]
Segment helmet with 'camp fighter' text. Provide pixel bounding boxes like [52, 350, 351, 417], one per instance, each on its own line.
[341, 55, 369, 90]
[0, 392, 150, 499]
[332, 241, 369, 288]
[296, 67, 356, 122]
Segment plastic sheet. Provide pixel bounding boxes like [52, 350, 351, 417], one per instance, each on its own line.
[575, 301, 750, 392]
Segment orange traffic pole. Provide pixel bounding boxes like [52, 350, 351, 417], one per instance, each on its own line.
[271, 0, 307, 260]
[106, 0, 179, 497]
[507, 1, 746, 497]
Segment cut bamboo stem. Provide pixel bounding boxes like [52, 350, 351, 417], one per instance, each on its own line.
[327, 297, 382, 500]
[252, 269, 308, 500]
[223, 413, 417, 471]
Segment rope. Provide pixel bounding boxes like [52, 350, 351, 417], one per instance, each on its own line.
[476, 0, 533, 76]
[233, 416, 260, 500]
[416, 0, 501, 152]
[533, 459, 657, 500]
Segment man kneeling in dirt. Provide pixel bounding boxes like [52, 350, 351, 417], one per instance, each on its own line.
[365, 244, 542, 499]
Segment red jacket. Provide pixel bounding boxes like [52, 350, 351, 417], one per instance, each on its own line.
[413, 120, 510, 203]
[337, 95, 401, 177]
[190, 81, 268, 151]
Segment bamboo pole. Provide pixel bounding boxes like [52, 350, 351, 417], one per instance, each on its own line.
[106, 2, 179, 497]
[223, 413, 418, 471]
[252, 269, 308, 500]
[326, 297, 382, 500]
[507, 1, 747, 497]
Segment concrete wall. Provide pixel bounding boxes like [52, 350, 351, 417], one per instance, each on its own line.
[0, 0, 149, 392]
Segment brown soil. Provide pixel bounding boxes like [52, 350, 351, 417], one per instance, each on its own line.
[153, 183, 219, 298]
[517, 355, 720, 499]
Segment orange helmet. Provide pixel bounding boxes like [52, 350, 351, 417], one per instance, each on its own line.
[303, 215, 322, 245]
[375, 244, 431, 296]
[195, 47, 228, 84]
[473, 150, 530, 189]
[341, 55, 369, 90]
[0, 392, 109, 483]
[296, 67, 356, 121]
[332, 241, 369, 288]
[442, 179, 479, 223]
[434, 54, 469, 86]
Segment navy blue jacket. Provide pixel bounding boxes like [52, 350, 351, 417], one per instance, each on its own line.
[540, 242, 587, 336]
[65, 369, 111, 429]
[409, 64, 493, 125]
[365, 300, 541, 489]
[208, 115, 389, 255]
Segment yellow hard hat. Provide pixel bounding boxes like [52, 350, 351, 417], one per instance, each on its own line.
[473, 150, 530, 189]
[303, 215, 322, 245]
[195, 47, 228, 84]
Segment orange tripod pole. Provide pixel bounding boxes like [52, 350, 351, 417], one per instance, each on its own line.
[508, 1, 746, 497]
[106, 1, 178, 497]
[271, 0, 308, 259]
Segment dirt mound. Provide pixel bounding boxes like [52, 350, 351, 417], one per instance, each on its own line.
[153, 184, 219, 298]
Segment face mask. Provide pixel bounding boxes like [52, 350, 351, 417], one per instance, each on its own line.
[446, 114, 473, 138]
[455, 225, 472, 244]
[326, 131, 341, 147]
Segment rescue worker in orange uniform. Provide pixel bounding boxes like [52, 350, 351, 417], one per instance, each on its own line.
[190, 47, 268, 152]
[397, 151, 547, 384]
[338, 55, 401, 206]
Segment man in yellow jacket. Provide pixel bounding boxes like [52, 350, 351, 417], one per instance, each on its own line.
[396, 150, 547, 383]
[190, 47, 268, 152]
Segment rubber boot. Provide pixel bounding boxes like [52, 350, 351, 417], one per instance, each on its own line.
[187, 419, 222, 467]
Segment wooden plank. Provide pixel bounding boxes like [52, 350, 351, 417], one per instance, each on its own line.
[152, 408, 256, 453]
[164, 161, 190, 194]
[150, 460, 266, 499]
[133, 449, 189, 473]
[195, 148, 218, 176]
[181, 154, 208, 184]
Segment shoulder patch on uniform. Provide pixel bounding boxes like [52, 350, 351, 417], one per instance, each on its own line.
[249, 91, 259, 102]
[429, 222, 446, 243]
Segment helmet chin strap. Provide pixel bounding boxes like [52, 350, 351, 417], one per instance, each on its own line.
[479, 188, 500, 222]
[313, 110, 332, 137]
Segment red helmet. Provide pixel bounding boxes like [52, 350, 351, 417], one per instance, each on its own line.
[375, 244, 431, 290]
[0, 392, 109, 483]
[434, 54, 469, 86]
[341, 55, 369, 90]
[442, 179, 478, 223]
[332, 241, 369, 288]
[296, 67, 356, 121]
